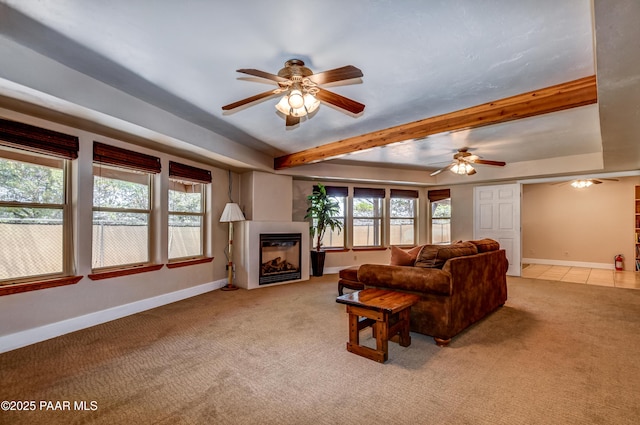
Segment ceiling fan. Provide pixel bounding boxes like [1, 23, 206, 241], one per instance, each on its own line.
[430, 148, 506, 176]
[553, 178, 619, 188]
[221, 59, 365, 127]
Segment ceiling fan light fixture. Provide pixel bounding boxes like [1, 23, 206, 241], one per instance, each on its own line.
[451, 160, 474, 175]
[287, 89, 305, 109]
[275, 91, 320, 118]
[303, 93, 320, 112]
[224, 59, 364, 127]
[571, 179, 593, 188]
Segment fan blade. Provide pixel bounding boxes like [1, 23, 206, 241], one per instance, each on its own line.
[307, 65, 363, 85]
[470, 159, 506, 166]
[315, 89, 365, 114]
[430, 164, 453, 176]
[592, 179, 603, 184]
[286, 115, 300, 127]
[467, 168, 477, 176]
[221, 89, 279, 111]
[236, 68, 288, 83]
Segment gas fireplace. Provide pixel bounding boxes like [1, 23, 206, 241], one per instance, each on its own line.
[259, 233, 302, 285]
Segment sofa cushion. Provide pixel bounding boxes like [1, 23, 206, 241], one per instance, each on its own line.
[414, 242, 478, 269]
[358, 264, 452, 295]
[469, 238, 500, 253]
[339, 265, 360, 282]
[390, 245, 423, 266]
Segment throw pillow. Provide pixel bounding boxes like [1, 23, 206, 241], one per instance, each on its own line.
[414, 242, 478, 269]
[390, 245, 417, 266]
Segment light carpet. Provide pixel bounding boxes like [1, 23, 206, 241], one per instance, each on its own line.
[1, 275, 639, 424]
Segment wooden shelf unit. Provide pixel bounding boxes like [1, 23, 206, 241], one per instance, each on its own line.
[636, 186, 640, 271]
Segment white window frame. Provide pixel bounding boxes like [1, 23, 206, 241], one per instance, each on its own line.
[168, 178, 206, 261]
[0, 146, 72, 283]
[92, 164, 153, 271]
[431, 197, 451, 244]
[319, 194, 346, 249]
[389, 195, 417, 246]
[352, 189, 385, 248]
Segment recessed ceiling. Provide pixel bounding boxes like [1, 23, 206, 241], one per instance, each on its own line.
[0, 0, 638, 185]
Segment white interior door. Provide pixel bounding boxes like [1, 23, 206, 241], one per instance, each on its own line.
[473, 183, 521, 276]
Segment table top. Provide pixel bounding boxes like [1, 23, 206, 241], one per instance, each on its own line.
[336, 289, 420, 314]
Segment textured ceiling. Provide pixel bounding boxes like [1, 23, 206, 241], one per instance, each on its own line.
[0, 0, 638, 185]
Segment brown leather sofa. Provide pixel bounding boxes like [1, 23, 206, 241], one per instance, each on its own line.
[352, 240, 508, 346]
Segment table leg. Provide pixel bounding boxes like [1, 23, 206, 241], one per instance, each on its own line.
[375, 312, 389, 362]
[398, 307, 411, 347]
[348, 312, 360, 346]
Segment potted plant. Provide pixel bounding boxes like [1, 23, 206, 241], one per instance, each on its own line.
[305, 183, 343, 276]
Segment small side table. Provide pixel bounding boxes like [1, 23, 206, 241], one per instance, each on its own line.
[336, 289, 420, 363]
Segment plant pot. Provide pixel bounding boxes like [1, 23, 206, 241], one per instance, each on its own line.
[310, 250, 326, 277]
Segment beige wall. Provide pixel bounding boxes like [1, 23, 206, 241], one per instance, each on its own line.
[0, 108, 237, 337]
[450, 184, 475, 242]
[522, 176, 640, 270]
[240, 171, 292, 221]
[335, 177, 640, 272]
[292, 179, 429, 272]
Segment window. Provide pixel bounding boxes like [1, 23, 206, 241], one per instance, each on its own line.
[317, 185, 347, 249]
[0, 147, 68, 281]
[390, 189, 418, 246]
[429, 189, 451, 244]
[92, 142, 160, 270]
[353, 187, 385, 247]
[0, 118, 78, 286]
[168, 161, 211, 261]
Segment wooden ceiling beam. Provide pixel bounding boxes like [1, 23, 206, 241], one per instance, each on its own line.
[273, 75, 597, 170]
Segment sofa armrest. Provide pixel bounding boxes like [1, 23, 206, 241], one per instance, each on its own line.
[442, 249, 508, 289]
[357, 264, 452, 295]
[441, 249, 508, 310]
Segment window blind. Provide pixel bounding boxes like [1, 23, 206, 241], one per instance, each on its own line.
[390, 189, 419, 199]
[354, 187, 386, 198]
[0, 118, 79, 159]
[427, 189, 450, 202]
[93, 142, 161, 174]
[313, 185, 348, 197]
[169, 161, 212, 183]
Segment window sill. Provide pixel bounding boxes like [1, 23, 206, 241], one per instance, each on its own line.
[322, 248, 349, 253]
[0, 275, 82, 297]
[352, 247, 388, 252]
[88, 264, 163, 280]
[166, 257, 214, 269]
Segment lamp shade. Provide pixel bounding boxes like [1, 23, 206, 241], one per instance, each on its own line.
[220, 202, 245, 222]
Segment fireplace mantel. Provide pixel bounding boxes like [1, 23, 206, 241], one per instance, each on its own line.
[235, 221, 310, 289]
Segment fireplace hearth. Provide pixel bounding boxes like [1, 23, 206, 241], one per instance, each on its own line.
[259, 233, 302, 285]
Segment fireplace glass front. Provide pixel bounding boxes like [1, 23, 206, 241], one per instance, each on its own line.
[259, 233, 302, 285]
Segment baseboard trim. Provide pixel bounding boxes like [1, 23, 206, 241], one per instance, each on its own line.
[522, 258, 614, 270]
[0, 279, 227, 354]
[323, 266, 346, 275]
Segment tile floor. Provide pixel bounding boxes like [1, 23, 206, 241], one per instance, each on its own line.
[521, 264, 640, 290]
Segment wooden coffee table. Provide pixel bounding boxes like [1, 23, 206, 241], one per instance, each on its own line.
[336, 289, 420, 363]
